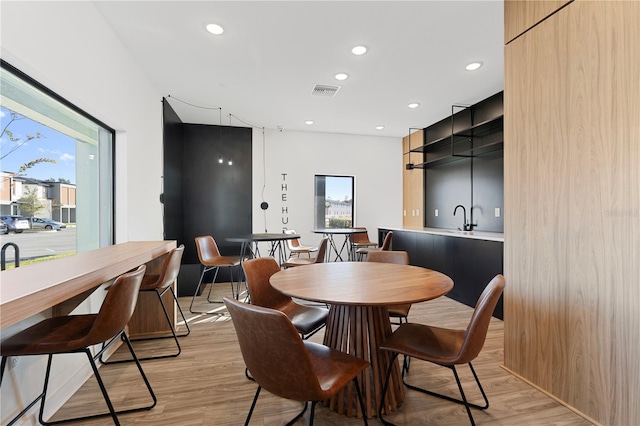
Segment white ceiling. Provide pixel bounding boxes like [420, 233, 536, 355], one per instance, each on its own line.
[94, 1, 504, 138]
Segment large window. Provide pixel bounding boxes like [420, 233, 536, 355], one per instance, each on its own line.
[0, 61, 113, 268]
[314, 175, 354, 229]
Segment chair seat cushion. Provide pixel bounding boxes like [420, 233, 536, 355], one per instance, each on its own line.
[281, 303, 329, 335]
[202, 255, 241, 267]
[282, 258, 315, 267]
[380, 322, 466, 366]
[304, 340, 369, 398]
[387, 303, 411, 318]
[1, 315, 99, 356]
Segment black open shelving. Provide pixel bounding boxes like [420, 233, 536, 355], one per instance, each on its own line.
[409, 92, 503, 169]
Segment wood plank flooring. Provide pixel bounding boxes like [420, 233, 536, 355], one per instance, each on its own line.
[46, 284, 594, 425]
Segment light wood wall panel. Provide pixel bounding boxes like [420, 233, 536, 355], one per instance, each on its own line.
[504, 0, 571, 44]
[504, 1, 640, 425]
[403, 130, 424, 228]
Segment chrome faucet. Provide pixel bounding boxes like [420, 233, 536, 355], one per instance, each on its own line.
[454, 205, 477, 231]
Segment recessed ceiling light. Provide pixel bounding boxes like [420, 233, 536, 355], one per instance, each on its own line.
[465, 62, 483, 71]
[375, 125, 385, 130]
[334, 73, 349, 81]
[305, 120, 315, 125]
[351, 45, 368, 56]
[408, 103, 420, 109]
[206, 23, 225, 35]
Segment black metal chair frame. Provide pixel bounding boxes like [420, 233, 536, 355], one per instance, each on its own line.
[189, 263, 242, 314]
[245, 377, 368, 426]
[0, 329, 156, 426]
[101, 284, 191, 363]
[379, 353, 489, 426]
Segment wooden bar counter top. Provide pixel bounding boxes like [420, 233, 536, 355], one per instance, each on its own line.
[0, 241, 176, 335]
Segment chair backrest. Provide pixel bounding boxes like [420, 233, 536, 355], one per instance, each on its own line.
[366, 250, 409, 265]
[153, 245, 185, 290]
[88, 265, 146, 345]
[195, 235, 222, 264]
[350, 227, 371, 244]
[242, 257, 292, 309]
[313, 237, 328, 263]
[284, 229, 300, 249]
[380, 231, 393, 251]
[224, 297, 323, 401]
[457, 274, 505, 364]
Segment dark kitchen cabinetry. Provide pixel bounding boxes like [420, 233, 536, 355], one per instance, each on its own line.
[410, 92, 503, 169]
[381, 228, 503, 319]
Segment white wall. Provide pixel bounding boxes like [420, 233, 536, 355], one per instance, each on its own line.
[1, 1, 164, 242]
[1, 2, 163, 423]
[252, 128, 402, 250]
[0, 2, 403, 423]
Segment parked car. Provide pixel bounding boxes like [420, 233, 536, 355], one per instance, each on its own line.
[0, 215, 30, 233]
[30, 217, 66, 231]
[0, 220, 7, 235]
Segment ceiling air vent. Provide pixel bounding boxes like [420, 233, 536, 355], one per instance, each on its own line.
[312, 84, 341, 97]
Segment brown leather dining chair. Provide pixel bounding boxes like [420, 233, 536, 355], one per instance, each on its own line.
[242, 257, 328, 339]
[281, 237, 328, 268]
[224, 297, 369, 425]
[356, 231, 393, 261]
[366, 250, 412, 325]
[190, 235, 242, 314]
[0, 265, 156, 426]
[378, 274, 505, 426]
[349, 227, 378, 256]
[102, 245, 190, 363]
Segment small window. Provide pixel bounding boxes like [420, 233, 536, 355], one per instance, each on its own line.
[314, 175, 354, 229]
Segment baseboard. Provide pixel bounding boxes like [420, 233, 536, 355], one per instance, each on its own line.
[499, 364, 601, 426]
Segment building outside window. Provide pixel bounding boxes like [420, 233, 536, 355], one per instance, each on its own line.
[0, 61, 113, 268]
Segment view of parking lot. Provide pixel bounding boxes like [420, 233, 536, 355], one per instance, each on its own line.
[0, 227, 76, 267]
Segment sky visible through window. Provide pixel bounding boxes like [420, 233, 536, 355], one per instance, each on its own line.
[0, 106, 76, 183]
[326, 175, 353, 201]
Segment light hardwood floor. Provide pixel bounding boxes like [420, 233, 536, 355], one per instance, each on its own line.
[48, 284, 594, 425]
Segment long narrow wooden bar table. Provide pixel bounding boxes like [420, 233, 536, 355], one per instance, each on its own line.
[0, 241, 176, 336]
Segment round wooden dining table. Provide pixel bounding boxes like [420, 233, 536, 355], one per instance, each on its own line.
[270, 261, 453, 419]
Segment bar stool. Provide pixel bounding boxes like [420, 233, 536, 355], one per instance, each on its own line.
[102, 245, 189, 363]
[0, 265, 156, 426]
[190, 235, 242, 314]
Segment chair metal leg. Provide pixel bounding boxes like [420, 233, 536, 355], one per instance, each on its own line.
[397, 360, 488, 426]
[191, 265, 235, 314]
[190, 265, 212, 313]
[103, 287, 190, 363]
[39, 331, 157, 425]
[1, 356, 45, 426]
[285, 401, 308, 426]
[245, 385, 262, 426]
[378, 352, 400, 426]
[353, 377, 368, 425]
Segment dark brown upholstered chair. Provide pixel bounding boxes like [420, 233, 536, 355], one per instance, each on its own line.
[242, 257, 328, 339]
[224, 297, 369, 425]
[366, 250, 412, 324]
[190, 235, 242, 314]
[0, 265, 156, 426]
[281, 237, 328, 268]
[103, 245, 189, 363]
[284, 229, 318, 258]
[378, 274, 506, 426]
[356, 230, 393, 261]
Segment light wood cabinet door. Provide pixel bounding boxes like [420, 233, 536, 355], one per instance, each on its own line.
[504, 1, 640, 425]
[504, 0, 570, 43]
[402, 130, 423, 227]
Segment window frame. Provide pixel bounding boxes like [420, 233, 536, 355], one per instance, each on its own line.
[1, 59, 116, 246]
